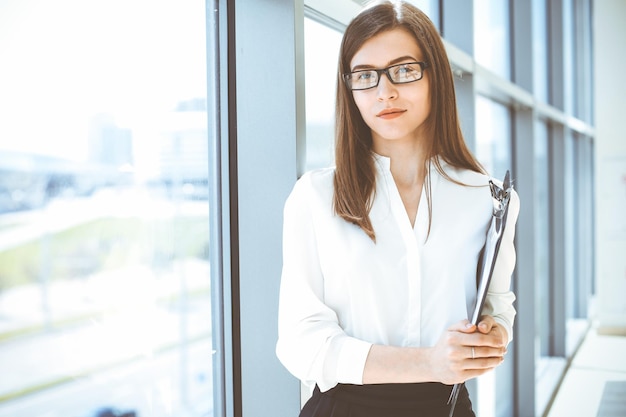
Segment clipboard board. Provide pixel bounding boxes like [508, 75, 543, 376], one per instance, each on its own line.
[447, 170, 513, 417]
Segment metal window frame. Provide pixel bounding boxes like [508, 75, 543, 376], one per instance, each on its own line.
[210, 0, 305, 416]
[208, 1, 234, 416]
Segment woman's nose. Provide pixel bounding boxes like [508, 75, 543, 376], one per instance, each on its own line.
[376, 73, 398, 101]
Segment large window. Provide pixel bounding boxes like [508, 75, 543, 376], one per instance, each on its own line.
[0, 1, 214, 416]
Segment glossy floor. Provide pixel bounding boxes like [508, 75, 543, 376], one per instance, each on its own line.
[546, 328, 626, 417]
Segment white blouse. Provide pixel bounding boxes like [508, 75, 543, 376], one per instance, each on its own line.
[276, 155, 520, 393]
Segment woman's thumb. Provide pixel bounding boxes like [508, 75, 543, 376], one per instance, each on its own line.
[449, 319, 476, 333]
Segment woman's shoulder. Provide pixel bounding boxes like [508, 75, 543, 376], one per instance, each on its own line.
[434, 160, 521, 212]
[287, 166, 335, 204]
[301, 166, 335, 184]
[298, 166, 335, 191]
[433, 159, 490, 187]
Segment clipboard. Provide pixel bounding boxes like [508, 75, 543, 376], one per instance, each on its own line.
[447, 170, 513, 417]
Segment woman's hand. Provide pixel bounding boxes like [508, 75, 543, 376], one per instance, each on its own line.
[428, 316, 508, 385]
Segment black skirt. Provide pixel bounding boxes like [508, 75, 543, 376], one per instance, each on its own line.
[299, 382, 475, 417]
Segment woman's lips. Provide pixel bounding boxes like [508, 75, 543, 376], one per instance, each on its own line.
[376, 108, 406, 119]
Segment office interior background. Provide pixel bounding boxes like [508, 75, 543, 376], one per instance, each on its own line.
[0, 0, 624, 416]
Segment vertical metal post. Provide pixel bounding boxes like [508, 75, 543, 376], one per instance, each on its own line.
[207, 0, 235, 416]
[549, 126, 567, 357]
[512, 108, 537, 417]
[230, 0, 303, 415]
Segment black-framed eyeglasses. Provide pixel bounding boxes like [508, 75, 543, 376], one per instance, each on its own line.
[343, 61, 429, 91]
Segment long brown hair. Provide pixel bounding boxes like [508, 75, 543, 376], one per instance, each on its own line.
[333, 0, 484, 241]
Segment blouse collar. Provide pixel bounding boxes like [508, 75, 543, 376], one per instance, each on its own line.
[372, 152, 391, 172]
[371, 152, 448, 176]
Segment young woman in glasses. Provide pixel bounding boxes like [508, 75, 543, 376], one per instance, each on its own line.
[277, 1, 520, 416]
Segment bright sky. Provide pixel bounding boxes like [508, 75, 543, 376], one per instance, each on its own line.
[0, 0, 207, 162]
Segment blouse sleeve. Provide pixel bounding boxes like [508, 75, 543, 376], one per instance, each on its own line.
[275, 175, 372, 392]
[482, 189, 520, 345]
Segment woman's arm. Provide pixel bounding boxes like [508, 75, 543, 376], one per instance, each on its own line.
[276, 175, 372, 391]
[362, 318, 507, 385]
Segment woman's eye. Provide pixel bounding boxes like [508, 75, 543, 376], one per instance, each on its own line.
[397, 65, 415, 75]
[392, 64, 420, 81]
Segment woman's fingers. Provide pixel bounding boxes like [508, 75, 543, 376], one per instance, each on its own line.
[477, 315, 496, 333]
[431, 319, 510, 384]
[466, 345, 507, 361]
[447, 319, 476, 333]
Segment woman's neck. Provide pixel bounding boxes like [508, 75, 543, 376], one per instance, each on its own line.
[373, 139, 428, 187]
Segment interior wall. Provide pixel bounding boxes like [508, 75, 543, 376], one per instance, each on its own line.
[593, 0, 626, 333]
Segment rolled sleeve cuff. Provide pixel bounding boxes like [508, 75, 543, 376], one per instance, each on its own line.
[319, 336, 372, 392]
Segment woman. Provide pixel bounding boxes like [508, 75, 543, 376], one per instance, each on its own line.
[276, 1, 520, 416]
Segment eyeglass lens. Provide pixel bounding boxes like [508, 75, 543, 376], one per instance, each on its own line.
[346, 62, 425, 90]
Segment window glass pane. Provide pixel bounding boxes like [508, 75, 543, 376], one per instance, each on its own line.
[573, 136, 593, 319]
[474, 0, 511, 80]
[473, 96, 512, 417]
[532, 0, 549, 103]
[564, 133, 576, 320]
[563, 0, 575, 115]
[474, 96, 512, 179]
[304, 17, 342, 171]
[566, 133, 593, 347]
[573, 1, 593, 123]
[534, 120, 551, 358]
[0, 1, 213, 416]
[408, 0, 440, 30]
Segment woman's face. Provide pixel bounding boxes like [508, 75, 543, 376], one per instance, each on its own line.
[349, 28, 431, 149]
